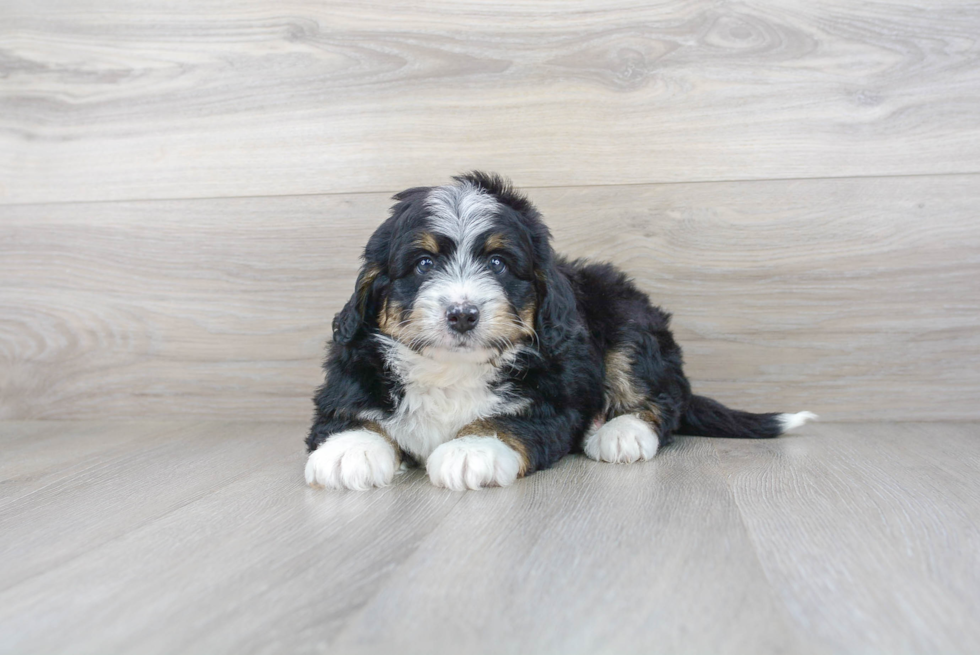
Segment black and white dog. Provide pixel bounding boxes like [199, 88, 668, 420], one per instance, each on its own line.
[306, 172, 815, 491]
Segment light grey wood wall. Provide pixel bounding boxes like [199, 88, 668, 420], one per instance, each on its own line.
[1, 1, 978, 420]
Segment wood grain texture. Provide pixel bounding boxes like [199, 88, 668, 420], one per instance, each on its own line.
[0, 420, 189, 507]
[716, 423, 980, 653]
[329, 437, 814, 655]
[0, 421, 295, 589]
[0, 421, 463, 654]
[2, 1, 980, 203]
[2, 174, 978, 421]
[2, 420, 979, 654]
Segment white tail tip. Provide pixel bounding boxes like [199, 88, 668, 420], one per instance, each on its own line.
[778, 411, 818, 433]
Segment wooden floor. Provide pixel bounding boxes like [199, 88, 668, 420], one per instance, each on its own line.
[2, 421, 978, 654]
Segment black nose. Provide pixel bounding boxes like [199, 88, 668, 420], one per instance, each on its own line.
[446, 304, 480, 334]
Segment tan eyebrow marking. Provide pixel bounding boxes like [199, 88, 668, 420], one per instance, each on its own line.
[414, 232, 439, 254]
[484, 233, 508, 252]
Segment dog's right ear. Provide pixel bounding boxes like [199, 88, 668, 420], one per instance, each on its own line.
[332, 263, 386, 345]
[332, 187, 423, 344]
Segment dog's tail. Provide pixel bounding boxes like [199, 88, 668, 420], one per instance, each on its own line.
[676, 394, 817, 439]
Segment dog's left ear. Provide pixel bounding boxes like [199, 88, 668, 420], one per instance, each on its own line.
[534, 259, 580, 356]
[332, 263, 387, 345]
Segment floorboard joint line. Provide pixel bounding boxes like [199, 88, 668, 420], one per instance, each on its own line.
[1, 170, 978, 209]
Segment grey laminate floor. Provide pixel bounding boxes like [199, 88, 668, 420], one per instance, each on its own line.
[2, 421, 978, 654]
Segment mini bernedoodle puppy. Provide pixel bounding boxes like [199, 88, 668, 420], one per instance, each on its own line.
[306, 172, 815, 491]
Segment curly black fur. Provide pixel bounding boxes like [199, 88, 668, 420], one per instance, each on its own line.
[307, 172, 800, 481]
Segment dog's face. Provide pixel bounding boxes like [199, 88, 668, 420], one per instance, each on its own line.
[333, 173, 569, 359]
[378, 181, 539, 355]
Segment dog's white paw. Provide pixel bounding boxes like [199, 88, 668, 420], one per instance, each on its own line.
[427, 436, 522, 491]
[305, 429, 398, 490]
[583, 414, 659, 464]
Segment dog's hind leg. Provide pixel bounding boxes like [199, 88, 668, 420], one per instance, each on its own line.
[582, 341, 677, 464]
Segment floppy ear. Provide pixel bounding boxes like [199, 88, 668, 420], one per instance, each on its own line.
[534, 261, 580, 355]
[332, 263, 386, 344]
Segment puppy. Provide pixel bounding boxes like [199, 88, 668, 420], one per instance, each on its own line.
[305, 172, 815, 491]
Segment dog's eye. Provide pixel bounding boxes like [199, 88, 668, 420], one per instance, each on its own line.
[488, 256, 506, 274]
[415, 257, 434, 275]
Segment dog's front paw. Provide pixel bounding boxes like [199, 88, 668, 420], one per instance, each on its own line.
[427, 436, 522, 491]
[583, 414, 659, 464]
[305, 429, 398, 490]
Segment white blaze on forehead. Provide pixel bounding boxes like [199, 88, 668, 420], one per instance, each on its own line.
[409, 180, 512, 349]
[425, 181, 498, 251]
[421, 181, 503, 308]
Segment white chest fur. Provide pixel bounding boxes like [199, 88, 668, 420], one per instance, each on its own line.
[373, 339, 526, 461]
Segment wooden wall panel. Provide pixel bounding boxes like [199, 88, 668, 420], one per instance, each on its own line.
[2, 1, 979, 203]
[2, 174, 977, 421]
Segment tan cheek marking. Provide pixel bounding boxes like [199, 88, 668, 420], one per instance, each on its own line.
[402, 304, 428, 340]
[481, 298, 537, 345]
[378, 297, 428, 345]
[456, 418, 529, 476]
[483, 306, 530, 342]
[518, 302, 536, 336]
[378, 298, 402, 336]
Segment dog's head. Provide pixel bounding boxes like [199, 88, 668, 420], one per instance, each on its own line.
[333, 172, 576, 359]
